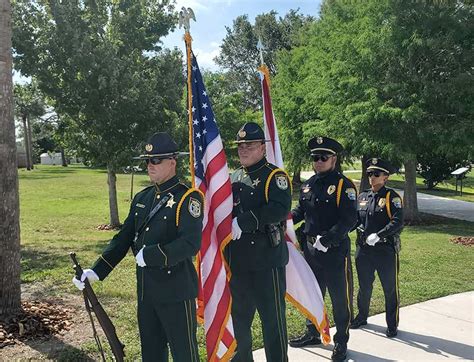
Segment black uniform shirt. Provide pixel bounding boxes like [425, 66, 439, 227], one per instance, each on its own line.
[292, 169, 357, 248]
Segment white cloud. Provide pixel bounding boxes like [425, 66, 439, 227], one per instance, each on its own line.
[193, 45, 221, 71]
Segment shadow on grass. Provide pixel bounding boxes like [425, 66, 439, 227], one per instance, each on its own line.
[405, 213, 474, 236]
[19, 167, 79, 180]
[24, 335, 95, 361]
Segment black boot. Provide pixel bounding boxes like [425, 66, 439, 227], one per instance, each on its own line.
[331, 343, 347, 361]
[350, 316, 367, 329]
[386, 327, 398, 338]
[289, 332, 321, 348]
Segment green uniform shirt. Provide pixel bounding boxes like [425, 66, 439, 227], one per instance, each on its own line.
[226, 158, 292, 273]
[92, 176, 203, 303]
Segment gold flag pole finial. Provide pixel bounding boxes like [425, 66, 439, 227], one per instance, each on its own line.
[257, 38, 271, 87]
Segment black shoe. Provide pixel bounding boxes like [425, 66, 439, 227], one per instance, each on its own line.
[289, 332, 321, 348]
[386, 327, 398, 338]
[350, 316, 367, 329]
[331, 343, 347, 361]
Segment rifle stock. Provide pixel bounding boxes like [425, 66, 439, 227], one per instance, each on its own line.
[70, 253, 125, 362]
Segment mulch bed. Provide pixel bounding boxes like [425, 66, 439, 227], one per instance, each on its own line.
[450, 236, 474, 246]
[0, 300, 73, 348]
[96, 224, 122, 231]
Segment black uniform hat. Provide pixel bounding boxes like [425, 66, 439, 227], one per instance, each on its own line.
[307, 136, 343, 156]
[235, 122, 268, 143]
[366, 158, 397, 174]
[134, 132, 188, 160]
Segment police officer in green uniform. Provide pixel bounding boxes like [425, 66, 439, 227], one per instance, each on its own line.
[350, 158, 403, 338]
[72, 133, 203, 362]
[289, 136, 357, 361]
[226, 122, 292, 361]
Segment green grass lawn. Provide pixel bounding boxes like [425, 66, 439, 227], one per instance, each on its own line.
[345, 172, 474, 202]
[18, 165, 474, 360]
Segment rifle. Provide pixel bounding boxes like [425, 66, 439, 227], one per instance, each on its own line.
[70, 253, 125, 362]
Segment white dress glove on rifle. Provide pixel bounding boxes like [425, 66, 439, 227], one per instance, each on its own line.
[72, 269, 99, 291]
[136, 245, 146, 267]
[313, 235, 328, 253]
[366, 233, 381, 246]
[232, 217, 242, 240]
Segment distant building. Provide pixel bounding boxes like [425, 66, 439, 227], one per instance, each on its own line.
[40, 152, 63, 165]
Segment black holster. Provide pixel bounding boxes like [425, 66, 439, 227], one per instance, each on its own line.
[265, 221, 286, 248]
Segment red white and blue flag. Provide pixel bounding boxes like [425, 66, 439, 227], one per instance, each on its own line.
[188, 51, 236, 361]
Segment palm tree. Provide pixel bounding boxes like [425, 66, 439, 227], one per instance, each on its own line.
[0, 0, 21, 317]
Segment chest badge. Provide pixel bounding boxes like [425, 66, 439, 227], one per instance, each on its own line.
[327, 185, 336, 195]
[303, 184, 311, 193]
[378, 198, 386, 208]
[166, 196, 176, 208]
[189, 197, 202, 218]
[252, 178, 261, 187]
[275, 175, 288, 190]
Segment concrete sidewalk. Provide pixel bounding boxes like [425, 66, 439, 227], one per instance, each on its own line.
[253, 291, 474, 361]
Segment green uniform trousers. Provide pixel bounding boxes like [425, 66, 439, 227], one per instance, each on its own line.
[138, 297, 199, 362]
[230, 266, 288, 362]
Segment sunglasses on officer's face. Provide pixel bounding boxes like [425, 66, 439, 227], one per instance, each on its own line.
[312, 154, 334, 162]
[367, 171, 385, 178]
[145, 157, 168, 165]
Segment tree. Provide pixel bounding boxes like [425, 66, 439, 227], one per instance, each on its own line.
[417, 153, 471, 190]
[0, 0, 21, 317]
[13, 0, 183, 226]
[14, 82, 46, 169]
[215, 10, 314, 110]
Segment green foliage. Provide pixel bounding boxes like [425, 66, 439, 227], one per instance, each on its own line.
[417, 154, 471, 190]
[12, 0, 183, 169]
[215, 10, 313, 110]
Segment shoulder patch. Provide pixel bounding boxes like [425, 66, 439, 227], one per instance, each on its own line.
[188, 197, 202, 218]
[392, 197, 402, 208]
[275, 174, 289, 190]
[346, 187, 357, 200]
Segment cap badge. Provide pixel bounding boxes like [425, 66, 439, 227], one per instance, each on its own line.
[145, 144, 153, 152]
[238, 130, 247, 138]
[371, 158, 378, 165]
[317, 137, 323, 144]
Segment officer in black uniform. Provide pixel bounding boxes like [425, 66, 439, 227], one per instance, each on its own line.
[73, 133, 203, 362]
[289, 136, 357, 361]
[350, 158, 403, 338]
[226, 122, 292, 361]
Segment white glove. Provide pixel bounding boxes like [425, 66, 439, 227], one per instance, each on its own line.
[366, 233, 380, 246]
[136, 245, 146, 267]
[313, 235, 328, 253]
[72, 269, 99, 291]
[232, 217, 242, 240]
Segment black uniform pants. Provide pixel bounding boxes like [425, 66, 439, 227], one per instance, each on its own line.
[304, 247, 353, 344]
[230, 266, 288, 362]
[355, 244, 400, 329]
[137, 297, 199, 362]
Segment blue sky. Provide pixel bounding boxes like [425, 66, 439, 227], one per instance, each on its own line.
[164, 0, 323, 70]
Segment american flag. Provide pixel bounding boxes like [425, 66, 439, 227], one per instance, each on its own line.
[259, 64, 331, 344]
[189, 52, 236, 361]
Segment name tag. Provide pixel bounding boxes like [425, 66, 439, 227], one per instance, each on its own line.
[136, 203, 146, 209]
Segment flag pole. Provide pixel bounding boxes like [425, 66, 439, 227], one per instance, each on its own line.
[180, 7, 197, 187]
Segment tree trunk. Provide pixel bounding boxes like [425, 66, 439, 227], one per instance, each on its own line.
[22, 114, 32, 170]
[403, 156, 420, 222]
[60, 148, 67, 167]
[0, 0, 21, 317]
[107, 164, 120, 227]
[292, 163, 301, 185]
[359, 155, 370, 192]
[26, 115, 34, 169]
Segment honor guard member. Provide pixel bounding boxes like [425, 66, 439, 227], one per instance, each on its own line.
[350, 158, 403, 338]
[289, 136, 357, 362]
[72, 133, 203, 362]
[226, 122, 292, 362]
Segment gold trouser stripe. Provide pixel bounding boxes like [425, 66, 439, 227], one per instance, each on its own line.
[272, 269, 286, 360]
[395, 254, 400, 325]
[184, 300, 197, 362]
[344, 257, 351, 335]
[100, 255, 114, 270]
[386, 191, 392, 219]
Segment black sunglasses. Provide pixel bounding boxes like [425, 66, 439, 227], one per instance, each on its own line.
[145, 157, 169, 165]
[367, 171, 384, 178]
[312, 154, 333, 162]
